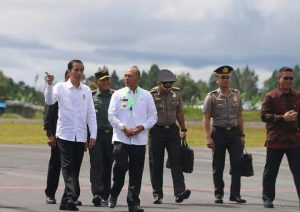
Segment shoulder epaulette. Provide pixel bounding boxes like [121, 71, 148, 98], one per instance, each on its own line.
[231, 88, 240, 93]
[91, 89, 97, 95]
[150, 88, 157, 94]
[209, 90, 218, 96]
[110, 88, 115, 93]
[171, 87, 180, 91]
[150, 86, 159, 93]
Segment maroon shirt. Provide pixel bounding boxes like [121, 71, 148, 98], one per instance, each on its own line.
[261, 88, 300, 149]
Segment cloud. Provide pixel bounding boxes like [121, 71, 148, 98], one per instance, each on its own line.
[1, 0, 300, 90]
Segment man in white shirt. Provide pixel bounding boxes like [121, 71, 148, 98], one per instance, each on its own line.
[45, 59, 97, 211]
[108, 66, 157, 212]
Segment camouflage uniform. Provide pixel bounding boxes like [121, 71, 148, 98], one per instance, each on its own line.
[89, 88, 114, 201]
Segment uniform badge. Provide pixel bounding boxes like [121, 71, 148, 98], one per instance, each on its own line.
[121, 98, 128, 107]
[232, 96, 239, 107]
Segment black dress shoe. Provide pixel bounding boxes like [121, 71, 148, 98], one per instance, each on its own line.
[229, 195, 246, 203]
[263, 199, 274, 208]
[101, 198, 108, 206]
[153, 196, 162, 204]
[108, 196, 117, 208]
[74, 200, 82, 206]
[128, 205, 144, 212]
[92, 195, 101, 207]
[46, 196, 56, 204]
[175, 189, 191, 203]
[214, 195, 223, 204]
[59, 200, 79, 211]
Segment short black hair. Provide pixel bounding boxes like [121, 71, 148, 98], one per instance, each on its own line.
[278, 66, 293, 78]
[67, 59, 84, 71]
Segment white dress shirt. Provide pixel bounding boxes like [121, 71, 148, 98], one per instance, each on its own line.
[108, 87, 157, 145]
[44, 79, 97, 142]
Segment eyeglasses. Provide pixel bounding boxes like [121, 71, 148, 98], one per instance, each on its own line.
[220, 75, 230, 80]
[283, 77, 294, 81]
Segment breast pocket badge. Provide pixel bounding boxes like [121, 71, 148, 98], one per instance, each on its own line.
[121, 98, 128, 107]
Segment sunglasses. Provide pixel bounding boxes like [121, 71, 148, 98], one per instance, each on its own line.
[283, 77, 294, 81]
[220, 75, 230, 80]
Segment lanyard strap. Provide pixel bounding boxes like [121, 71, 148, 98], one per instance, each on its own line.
[126, 87, 140, 111]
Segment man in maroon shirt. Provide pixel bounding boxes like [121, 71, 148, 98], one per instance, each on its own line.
[261, 67, 300, 208]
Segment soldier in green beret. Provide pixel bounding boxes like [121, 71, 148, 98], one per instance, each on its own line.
[89, 69, 114, 207]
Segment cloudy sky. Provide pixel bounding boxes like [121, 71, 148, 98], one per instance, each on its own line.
[1, 0, 300, 90]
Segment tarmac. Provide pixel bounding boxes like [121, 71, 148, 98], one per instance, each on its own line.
[0, 144, 299, 212]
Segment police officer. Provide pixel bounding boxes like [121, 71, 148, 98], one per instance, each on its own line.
[89, 69, 114, 207]
[203, 65, 246, 204]
[149, 69, 191, 204]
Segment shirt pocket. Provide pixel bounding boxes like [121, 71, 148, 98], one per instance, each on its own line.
[154, 99, 163, 110]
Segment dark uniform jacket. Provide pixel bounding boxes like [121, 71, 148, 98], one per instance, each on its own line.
[150, 86, 182, 125]
[261, 88, 300, 149]
[92, 88, 114, 129]
[43, 102, 58, 137]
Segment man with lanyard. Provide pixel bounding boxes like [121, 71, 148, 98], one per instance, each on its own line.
[203, 65, 246, 204]
[108, 66, 157, 212]
[148, 69, 191, 204]
[89, 69, 114, 207]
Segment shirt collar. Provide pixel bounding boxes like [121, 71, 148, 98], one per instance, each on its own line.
[216, 88, 233, 97]
[275, 88, 294, 96]
[66, 79, 82, 89]
[126, 86, 140, 94]
[96, 88, 111, 96]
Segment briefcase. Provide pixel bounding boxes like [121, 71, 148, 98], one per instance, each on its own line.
[230, 146, 254, 177]
[166, 139, 194, 173]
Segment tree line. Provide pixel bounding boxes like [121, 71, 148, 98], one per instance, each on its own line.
[1, 64, 300, 106]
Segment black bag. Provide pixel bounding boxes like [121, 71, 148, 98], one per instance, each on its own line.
[166, 139, 194, 173]
[230, 146, 254, 177]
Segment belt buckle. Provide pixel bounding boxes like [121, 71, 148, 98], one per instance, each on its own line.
[165, 125, 170, 129]
[226, 127, 231, 131]
[104, 129, 111, 134]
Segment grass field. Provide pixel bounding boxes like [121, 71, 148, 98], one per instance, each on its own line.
[0, 117, 266, 146]
[0, 120, 45, 144]
[183, 107, 261, 122]
[186, 122, 266, 147]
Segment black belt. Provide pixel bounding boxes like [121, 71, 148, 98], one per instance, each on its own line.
[155, 123, 176, 129]
[98, 129, 113, 134]
[213, 126, 239, 131]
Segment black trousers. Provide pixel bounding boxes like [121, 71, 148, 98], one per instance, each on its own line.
[110, 142, 146, 207]
[263, 148, 300, 201]
[211, 127, 243, 197]
[89, 130, 114, 199]
[57, 138, 85, 205]
[149, 124, 185, 197]
[45, 145, 61, 198]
